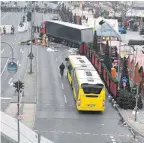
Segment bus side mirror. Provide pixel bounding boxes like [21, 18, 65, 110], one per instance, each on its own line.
[65, 57, 68, 61]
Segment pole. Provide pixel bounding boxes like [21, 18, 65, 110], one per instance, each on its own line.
[17, 80, 20, 143]
[29, 1, 34, 74]
[135, 85, 139, 121]
[132, 47, 137, 87]
[100, 27, 102, 54]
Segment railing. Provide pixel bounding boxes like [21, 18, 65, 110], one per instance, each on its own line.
[0, 111, 53, 143]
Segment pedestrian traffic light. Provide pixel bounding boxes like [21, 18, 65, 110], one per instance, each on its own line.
[13, 80, 24, 92]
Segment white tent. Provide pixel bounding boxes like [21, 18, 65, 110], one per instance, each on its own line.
[93, 17, 119, 33]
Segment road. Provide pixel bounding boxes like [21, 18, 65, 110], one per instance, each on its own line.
[1, 11, 30, 111]
[1, 3, 141, 143]
[33, 13, 134, 143]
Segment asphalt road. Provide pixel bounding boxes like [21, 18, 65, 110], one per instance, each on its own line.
[34, 42, 135, 143]
[1, 11, 30, 111]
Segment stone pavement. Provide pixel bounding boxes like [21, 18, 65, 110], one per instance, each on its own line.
[5, 46, 37, 129]
[119, 108, 144, 139]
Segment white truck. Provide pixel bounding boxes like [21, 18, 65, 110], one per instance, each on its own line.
[45, 20, 93, 47]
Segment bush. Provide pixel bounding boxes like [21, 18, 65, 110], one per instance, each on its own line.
[116, 89, 143, 109]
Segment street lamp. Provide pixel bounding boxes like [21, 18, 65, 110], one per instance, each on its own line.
[1, 41, 17, 73]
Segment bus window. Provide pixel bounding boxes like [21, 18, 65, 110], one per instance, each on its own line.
[82, 84, 104, 94]
[73, 72, 79, 99]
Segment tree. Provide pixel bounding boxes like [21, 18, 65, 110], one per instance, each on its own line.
[110, 1, 119, 18]
[93, 30, 99, 53]
[79, 16, 82, 25]
[74, 13, 77, 24]
[118, 2, 133, 24]
[104, 40, 112, 72]
[116, 89, 143, 109]
[120, 57, 131, 92]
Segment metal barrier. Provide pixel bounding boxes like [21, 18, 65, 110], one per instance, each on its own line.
[0, 111, 53, 143]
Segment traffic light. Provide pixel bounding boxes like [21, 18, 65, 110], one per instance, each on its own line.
[23, 16, 25, 22]
[13, 80, 24, 93]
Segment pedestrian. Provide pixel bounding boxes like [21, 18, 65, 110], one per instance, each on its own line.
[59, 62, 65, 77]
[11, 25, 14, 34]
[37, 25, 39, 33]
[3, 26, 6, 34]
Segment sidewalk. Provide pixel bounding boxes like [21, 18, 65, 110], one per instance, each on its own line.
[118, 108, 144, 137]
[5, 46, 37, 129]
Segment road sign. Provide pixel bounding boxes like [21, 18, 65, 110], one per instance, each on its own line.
[123, 82, 126, 87]
[7, 62, 17, 72]
[122, 76, 127, 83]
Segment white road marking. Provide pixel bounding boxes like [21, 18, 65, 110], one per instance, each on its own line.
[1, 12, 8, 21]
[67, 132, 72, 134]
[110, 136, 114, 139]
[8, 78, 13, 84]
[63, 95, 67, 103]
[0, 58, 9, 76]
[10, 82, 13, 86]
[17, 60, 19, 65]
[0, 49, 4, 54]
[20, 49, 24, 53]
[19, 64, 21, 67]
[0, 97, 12, 100]
[61, 83, 64, 89]
[56, 58, 57, 61]
[84, 133, 90, 135]
[111, 139, 116, 142]
[75, 132, 82, 135]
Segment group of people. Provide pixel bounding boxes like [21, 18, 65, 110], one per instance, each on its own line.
[2, 25, 15, 34]
[33, 25, 40, 33]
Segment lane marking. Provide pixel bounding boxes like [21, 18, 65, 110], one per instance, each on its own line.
[20, 49, 24, 53]
[19, 64, 21, 67]
[63, 94, 67, 103]
[8, 78, 13, 84]
[17, 60, 19, 65]
[0, 97, 12, 100]
[0, 58, 9, 76]
[56, 58, 57, 61]
[1, 12, 8, 21]
[0, 49, 4, 54]
[10, 82, 13, 86]
[61, 83, 64, 89]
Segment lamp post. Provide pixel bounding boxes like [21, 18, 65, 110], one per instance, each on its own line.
[28, 2, 35, 74]
[1, 41, 14, 62]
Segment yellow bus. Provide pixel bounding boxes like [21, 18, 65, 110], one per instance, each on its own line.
[65, 55, 94, 85]
[65, 55, 106, 112]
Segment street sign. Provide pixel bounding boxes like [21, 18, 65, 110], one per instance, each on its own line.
[123, 82, 126, 87]
[28, 52, 34, 59]
[122, 76, 127, 83]
[7, 62, 17, 72]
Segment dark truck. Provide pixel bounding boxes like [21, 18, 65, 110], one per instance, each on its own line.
[45, 20, 93, 47]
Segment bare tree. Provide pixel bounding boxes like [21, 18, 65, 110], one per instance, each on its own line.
[110, 1, 119, 18]
[118, 2, 134, 24]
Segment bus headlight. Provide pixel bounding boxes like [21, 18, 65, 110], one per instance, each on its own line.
[77, 99, 81, 106]
[102, 101, 105, 107]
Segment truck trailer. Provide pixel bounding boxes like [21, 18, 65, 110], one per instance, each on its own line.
[44, 20, 93, 47]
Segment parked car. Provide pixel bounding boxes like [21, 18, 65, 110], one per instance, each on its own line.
[118, 25, 126, 34]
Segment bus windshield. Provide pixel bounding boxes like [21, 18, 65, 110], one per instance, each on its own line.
[82, 84, 104, 94]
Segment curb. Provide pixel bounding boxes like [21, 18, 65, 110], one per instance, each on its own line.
[108, 94, 144, 139]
